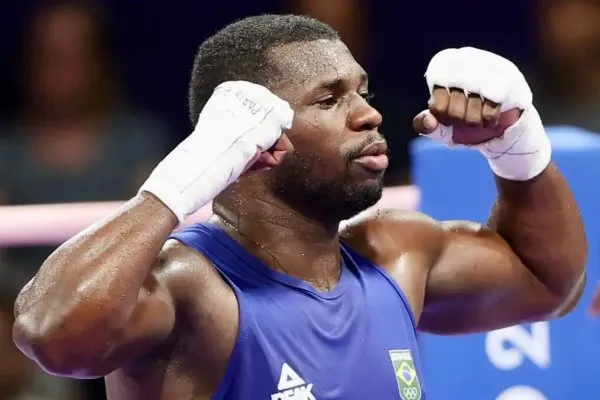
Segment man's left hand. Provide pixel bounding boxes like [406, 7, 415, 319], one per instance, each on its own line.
[413, 47, 551, 182]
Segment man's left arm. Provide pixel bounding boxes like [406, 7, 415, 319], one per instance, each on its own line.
[489, 165, 586, 308]
[413, 47, 586, 334]
[416, 164, 586, 334]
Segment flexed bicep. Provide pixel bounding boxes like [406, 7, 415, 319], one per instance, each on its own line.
[418, 221, 577, 335]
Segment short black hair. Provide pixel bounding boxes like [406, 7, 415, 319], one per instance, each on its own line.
[188, 14, 339, 125]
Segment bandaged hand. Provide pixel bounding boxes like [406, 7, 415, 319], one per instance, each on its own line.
[413, 47, 551, 182]
[139, 81, 294, 224]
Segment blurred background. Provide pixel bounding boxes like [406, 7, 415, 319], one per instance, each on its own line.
[0, 0, 598, 398]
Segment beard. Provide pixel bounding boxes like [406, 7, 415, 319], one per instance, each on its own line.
[268, 150, 384, 224]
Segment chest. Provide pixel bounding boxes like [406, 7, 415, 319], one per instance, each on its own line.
[217, 273, 426, 400]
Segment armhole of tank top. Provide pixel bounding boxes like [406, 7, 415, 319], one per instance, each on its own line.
[370, 266, 419, 332]
[210, 265, 247, 400]
[341, 243, 419, 333]
[167, 235, 247, 400]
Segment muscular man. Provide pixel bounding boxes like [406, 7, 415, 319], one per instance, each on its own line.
[12, 15, 586, 400]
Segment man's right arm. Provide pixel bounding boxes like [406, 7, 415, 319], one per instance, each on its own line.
[13, 194, 178, 378]
[12, 81, 294, 378]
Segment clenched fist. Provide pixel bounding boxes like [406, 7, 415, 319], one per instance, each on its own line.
[413, 47, 551, 182]
[413, 47, 531, 145]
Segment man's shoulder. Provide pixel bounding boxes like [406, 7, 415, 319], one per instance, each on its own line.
[341, 209, 445, 318]
[340, 208, 442, 238]
[152, 239, 205, 276]
[340, 208, 446, 263]
[160, 239, 209, 265]
[156, 239, 233, 304]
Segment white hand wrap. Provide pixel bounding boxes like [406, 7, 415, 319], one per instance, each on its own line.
[423, 47, 552, 181]
[139, 81, 294, 223]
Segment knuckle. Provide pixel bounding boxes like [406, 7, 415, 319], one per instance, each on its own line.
[464, 116, 481, 126]
[482, 110, 497, 120]
[428, 102, 445, 114]
[447, 107, 464, 120]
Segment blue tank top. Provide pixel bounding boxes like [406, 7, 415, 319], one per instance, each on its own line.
[170, 223, 426, 400]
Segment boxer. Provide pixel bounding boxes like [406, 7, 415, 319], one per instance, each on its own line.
[13, 14, 586, 400]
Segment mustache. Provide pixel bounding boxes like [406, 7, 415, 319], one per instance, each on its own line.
[343, 135, 388, 166]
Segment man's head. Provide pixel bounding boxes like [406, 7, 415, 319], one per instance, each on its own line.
[189, 15, 385, 223]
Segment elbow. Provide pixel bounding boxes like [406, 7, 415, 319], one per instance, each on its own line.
[536, 248, 587, 315]
[12, 314, 76, 376]
[558, 255, 587, 307]
[554, 243, 588, 300]
[552, 271, 587, 318]
[12, 303, 127, 377]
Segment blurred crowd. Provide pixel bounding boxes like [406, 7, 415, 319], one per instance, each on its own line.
[0, 0, 599, 398]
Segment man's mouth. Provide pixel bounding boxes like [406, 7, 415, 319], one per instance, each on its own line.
[352, 141, 389, 171]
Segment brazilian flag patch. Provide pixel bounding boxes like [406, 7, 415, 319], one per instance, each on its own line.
[389, 349, 422, 400]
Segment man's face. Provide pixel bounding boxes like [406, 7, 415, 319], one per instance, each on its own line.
[266, 39, 386, 222]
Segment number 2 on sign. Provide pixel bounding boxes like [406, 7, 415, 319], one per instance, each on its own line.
[485, 322, 550, 370]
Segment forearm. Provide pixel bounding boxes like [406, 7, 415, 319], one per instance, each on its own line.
[15, 80, 291, 348]
[14, 193, 177, 341]
[488, 163, 587, 297]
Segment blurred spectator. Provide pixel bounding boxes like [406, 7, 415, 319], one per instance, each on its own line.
[0, 1, 170, 398]
[536, 0, 600, 132]
[291, 0, 367, 62]
[0, 0, 169, 278]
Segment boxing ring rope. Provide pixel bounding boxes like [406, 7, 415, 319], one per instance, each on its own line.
[0, 185, 420, 247]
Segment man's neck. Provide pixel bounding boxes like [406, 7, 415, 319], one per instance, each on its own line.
[214, 191, 344, 292]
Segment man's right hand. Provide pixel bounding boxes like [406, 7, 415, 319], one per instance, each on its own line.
[139, 81, 294, 224]
[11, 81, 293, 379]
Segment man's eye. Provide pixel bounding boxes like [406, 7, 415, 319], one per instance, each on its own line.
[317, 97, 338, 109]
[361, 92, 375, 103]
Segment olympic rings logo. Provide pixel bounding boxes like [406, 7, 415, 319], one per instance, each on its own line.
[403, 387, 419, 400]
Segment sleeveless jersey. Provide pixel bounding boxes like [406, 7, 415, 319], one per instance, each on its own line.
[170, 223, 426, 400]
